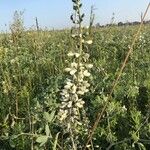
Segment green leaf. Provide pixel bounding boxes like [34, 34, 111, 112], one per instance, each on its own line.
[4, 114, 9, 123]
[43, 111, 55, 123]
[53, 132, 60, 150]
[137, 143, 146, 150]
[132, 133, 139, 143]
[45, 124, 50, 136]
[128, 85, 139, 98]
[36, 135, 48, 146]
[9, 139, 16, 148]
[12, 135, 18, 140]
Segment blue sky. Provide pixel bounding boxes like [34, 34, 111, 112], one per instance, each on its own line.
[0, 0, 150, 31]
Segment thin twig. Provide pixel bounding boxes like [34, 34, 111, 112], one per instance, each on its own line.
[35, 17, 40, 32]
[70, 128, 77, 150]
[84, 3, 150, 150]
[106, 138, 131, 150]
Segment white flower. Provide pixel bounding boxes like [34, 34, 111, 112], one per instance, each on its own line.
[62, 97, 69, 102]
[61, 89, 68, 95]
[75, 53, 80, 58]
[9, 40, 13, 43]
[71, 62, 78, 68]
[66, 78, 71, 82]
[83, 70, 91, 77]
[86, 40, 93, 45]
[72, 94, 78, 101]
[77, 90, 85, 95]
[72, 74, 77, 80]
[79, 66, 85, 70]
[63, 93, 70, 98]
[65, 68, 71, 72]
[79, 63, 83, 67]
[122, 105, 127, 111]
[73, 108, 78, 115]
[59, 110, 68, 121]
[67, 123, 71, 130]
[95, 145, 99, 148]
[86, 145, 91, 148]
[71, 85, 77, 94]
[67, 52, 80, 58]
[71, 34, 77, 38]
[79, 34, 82, 37]
[60, 102, 67, 108]
[10, 59, 16, 64]
[76, 100, 85, 108]
[86, 32, 89, 36]
[66, 81, 73, 86]
[79, 85, 89, 94]
[64, 81, 73, 89]
[67, 101, 72, 108]
[86, 64, 93, 68]
[83, 81, 90, 87]
[83, 53, 90, 60]
[78, 71, 84, 81]
[67, 52, 74, 57]
[85, 26, 89, 29]
[76, 121, 82, 126]
[84, 89, 89, 93]
[70, 69, 77, 75]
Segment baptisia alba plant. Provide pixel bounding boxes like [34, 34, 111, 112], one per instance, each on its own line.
[58, 52, 93, 123]
[57, 0, 93, 149]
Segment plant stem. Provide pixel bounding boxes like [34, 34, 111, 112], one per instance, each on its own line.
[70, 128, 77, 150]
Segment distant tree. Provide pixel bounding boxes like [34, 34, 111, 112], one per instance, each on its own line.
[95, 23, 101, 28]
[118, 22, 124, 26]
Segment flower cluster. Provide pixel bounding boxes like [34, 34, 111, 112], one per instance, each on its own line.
[57, 51, 93, 130]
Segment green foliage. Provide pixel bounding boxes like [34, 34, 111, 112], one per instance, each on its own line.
[0, 5, 150, 150]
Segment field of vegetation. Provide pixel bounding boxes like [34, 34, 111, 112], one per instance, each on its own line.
[0, 1, 150, 150]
